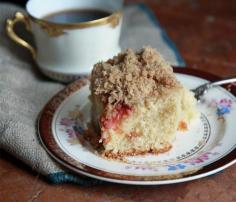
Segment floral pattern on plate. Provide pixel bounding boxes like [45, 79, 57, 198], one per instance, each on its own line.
[123, 151, 220, 172]
[60, 105, 85, 145]
[208, 98, 233, 118]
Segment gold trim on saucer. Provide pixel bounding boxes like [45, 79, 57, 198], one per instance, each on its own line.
[29, 11, 122, 37]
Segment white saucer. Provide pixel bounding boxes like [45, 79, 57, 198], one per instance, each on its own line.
[38, 70, 236, 185]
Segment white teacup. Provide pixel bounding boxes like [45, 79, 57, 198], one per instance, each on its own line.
[6, 0, 123, 82]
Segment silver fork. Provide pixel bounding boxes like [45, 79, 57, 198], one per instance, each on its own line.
[191, 77, 236, 101]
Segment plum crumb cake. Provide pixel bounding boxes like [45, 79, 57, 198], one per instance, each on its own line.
[90, 47, 198, 158]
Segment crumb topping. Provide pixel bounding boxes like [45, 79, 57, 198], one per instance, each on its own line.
[91, 46, 181, 107]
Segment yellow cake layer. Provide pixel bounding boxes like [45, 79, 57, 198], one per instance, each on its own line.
[92, 87, 198, 157]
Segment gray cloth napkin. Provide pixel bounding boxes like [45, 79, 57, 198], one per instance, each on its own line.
[0, 3, 184, 184]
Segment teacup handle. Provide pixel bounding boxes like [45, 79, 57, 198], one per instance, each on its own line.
[6, 12, 37, 59]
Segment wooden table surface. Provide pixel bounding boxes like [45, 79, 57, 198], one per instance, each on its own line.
[1, 0, 236, 201]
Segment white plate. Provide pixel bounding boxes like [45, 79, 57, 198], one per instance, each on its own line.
[38, 70, 236, 185]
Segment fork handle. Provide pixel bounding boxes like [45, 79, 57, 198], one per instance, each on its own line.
[210, 77, 236, 87]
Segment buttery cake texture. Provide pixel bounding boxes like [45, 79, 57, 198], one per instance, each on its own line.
[90, 46, 198, 158]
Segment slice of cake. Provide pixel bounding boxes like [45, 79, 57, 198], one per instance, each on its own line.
[90, 47, 198, 158]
